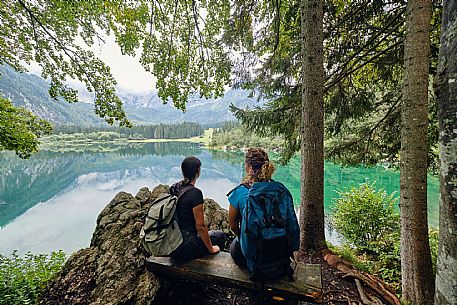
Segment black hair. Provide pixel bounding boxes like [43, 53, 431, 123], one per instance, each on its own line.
[181, 156, 201, 185]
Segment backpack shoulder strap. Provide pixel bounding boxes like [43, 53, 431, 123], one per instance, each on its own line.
[177, 184, 194, 201]
[226, 182, 251, 197]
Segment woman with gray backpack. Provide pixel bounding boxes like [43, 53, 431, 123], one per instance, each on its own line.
[168, 156, 226, 260]
[140, 156, 225, 259]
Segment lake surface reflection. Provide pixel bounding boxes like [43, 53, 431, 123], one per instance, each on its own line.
[0, 142, 439, 255]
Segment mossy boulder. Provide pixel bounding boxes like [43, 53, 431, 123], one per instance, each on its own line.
[39, 185, 230, 305]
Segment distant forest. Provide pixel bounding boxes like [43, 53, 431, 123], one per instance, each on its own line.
[54, 122, 204, 140]
[210, 121, 283, 150]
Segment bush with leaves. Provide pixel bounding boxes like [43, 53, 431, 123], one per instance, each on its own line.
[369, 231, 402, 291]
[331, 182, 400, 249]
[428, 228, 439, 273]
[331, 182, 439, 293]
[0, 251, 66, 305]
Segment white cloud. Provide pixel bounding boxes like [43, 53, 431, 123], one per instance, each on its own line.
[91, 35, 157, 93]
[26, 34, 157, 94]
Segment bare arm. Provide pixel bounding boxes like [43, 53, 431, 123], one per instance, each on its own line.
[193, 203, 220, 254]
[229, 205, 240, 237]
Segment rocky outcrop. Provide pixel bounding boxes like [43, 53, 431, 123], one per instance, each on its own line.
[39, 185, 230, 305]
[203, 198, 230, 233]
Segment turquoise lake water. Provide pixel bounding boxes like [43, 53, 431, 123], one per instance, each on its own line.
[0, 142, 439, 255]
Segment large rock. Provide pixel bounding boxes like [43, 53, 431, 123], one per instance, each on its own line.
[203, 198, 230, 233]
[39, 185, 231, 305]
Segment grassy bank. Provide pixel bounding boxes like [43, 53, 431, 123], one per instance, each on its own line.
[38, 129, 213, 153]
[129, 128, 213, 145]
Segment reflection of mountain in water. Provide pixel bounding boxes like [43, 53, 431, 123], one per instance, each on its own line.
[1, 142, 439, 229]
[0, 142, 243, 227]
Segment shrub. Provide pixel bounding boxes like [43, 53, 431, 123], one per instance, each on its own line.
[370, 231, 402, 291]
[0, 251, 66, 305]
[428, 228, 439, 273]
[331, 182, 439, 294]
[331, 182, 399, 249]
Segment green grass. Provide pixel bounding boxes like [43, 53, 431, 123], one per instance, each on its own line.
[129, 128, 214, 145]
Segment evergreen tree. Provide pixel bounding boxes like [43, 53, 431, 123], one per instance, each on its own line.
[400, 0, 434, 303]
[299, 0, 326, 251]
[230, 1, 442, 167]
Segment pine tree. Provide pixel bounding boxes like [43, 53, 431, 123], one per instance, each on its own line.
[400, 0, 434, 303]
[299, 0, 326, 250]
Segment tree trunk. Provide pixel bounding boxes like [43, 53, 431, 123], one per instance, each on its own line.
[299, 0, 326, 251]
[400, 0, 434, 304]
[434, 0, 457, 303]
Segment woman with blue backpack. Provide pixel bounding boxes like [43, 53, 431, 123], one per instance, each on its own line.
[228, 148, 300, 281]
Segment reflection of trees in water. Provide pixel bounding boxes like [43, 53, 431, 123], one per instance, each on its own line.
[207, 152, 439, 228]
[208, 149, 244, 166]
[209, 149, 301, 202]
[0, 144, 439, 228]
[38, 141, 202, 157]
[0, 143, 242, 227]
[0, 154, 78, 228]
[199, 150, 243, 183]
[203, 149, 246, 185]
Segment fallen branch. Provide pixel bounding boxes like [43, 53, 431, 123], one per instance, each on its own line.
[322, 249, 401, 305]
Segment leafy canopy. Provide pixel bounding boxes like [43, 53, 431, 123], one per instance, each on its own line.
[1, 0, 231, 156]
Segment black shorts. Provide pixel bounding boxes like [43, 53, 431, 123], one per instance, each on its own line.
[229, 238, 247, 268]
[171, 230, 226, 260]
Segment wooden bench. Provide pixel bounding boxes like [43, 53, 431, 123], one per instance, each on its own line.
[146, 252, 322, 304]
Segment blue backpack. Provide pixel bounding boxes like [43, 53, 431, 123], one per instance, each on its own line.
[240, 181, 300, 281]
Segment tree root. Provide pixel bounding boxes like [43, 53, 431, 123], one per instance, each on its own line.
[355, 279, 381, 305]
[344, 295, 358, 305]
[321, 249, 401, 305]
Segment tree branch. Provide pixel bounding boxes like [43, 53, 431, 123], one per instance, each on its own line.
[324, 40, 402, 92]
[192, 0, 208, 64]
[16, 0, 99, 92]
[166, 0, 179, 71]
[325, 8, 405, 84]
[330, 95, 401, 154]
[149, 3, 154, 37]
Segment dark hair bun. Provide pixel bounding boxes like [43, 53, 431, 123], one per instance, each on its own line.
[181, 156, 201, 184]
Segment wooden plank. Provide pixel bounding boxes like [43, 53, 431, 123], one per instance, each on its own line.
[146, 252, 322, 302]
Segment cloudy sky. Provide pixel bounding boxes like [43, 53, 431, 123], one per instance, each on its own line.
[92, 35, 157, 93]
[28, 34, 157, 94]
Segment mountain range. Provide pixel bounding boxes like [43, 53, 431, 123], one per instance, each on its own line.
[0, 65, 261, 127]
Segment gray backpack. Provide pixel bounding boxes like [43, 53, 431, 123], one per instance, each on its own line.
[140, 185, 193, 256]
